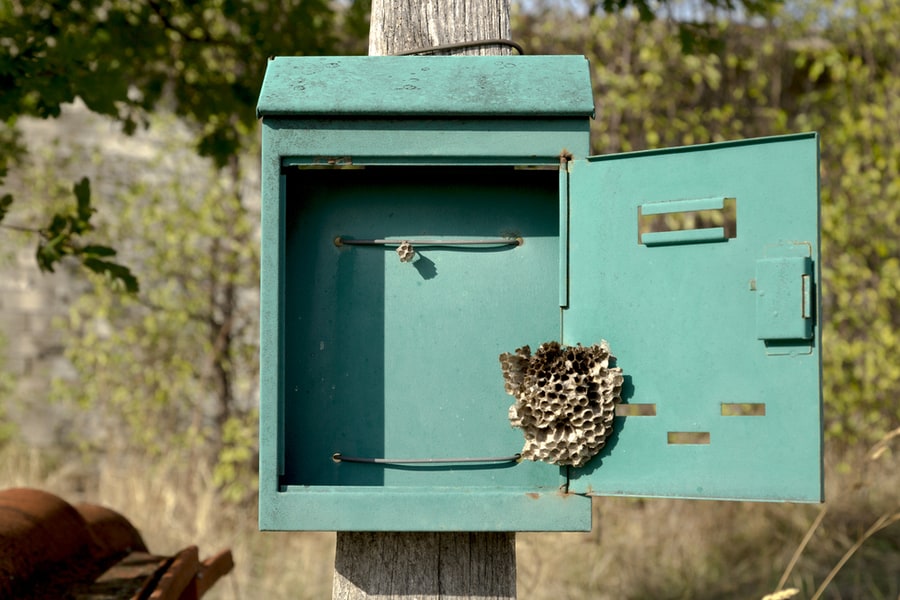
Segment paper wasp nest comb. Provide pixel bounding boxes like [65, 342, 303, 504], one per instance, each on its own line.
[499, 341, 624, 468]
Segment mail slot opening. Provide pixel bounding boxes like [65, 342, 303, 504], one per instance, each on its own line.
[278, 165, 564, 492]
[638, 197, 737, 245]
[667, 431, 711, 445]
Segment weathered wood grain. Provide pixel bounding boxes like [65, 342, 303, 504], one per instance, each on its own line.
[369, 0, 511, 56]
[333, 532, 516, 599]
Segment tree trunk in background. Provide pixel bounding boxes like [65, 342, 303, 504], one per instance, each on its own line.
[333, 2, 516, 599]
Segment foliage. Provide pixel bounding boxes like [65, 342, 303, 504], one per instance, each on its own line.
[2, 120, 137, 288]
[34, 178, 138, 292]
[804, 0, 900, 445]
[1, 174, 138, 292]
[29, 114, 261, 497]
[215, 412, 260, 503]
[0, 0, 365, 285]
[581, 0, 780, 21]
[515, 0, 900, 445]
[0, 193, 10, 222]
[1, 0, 344, 161]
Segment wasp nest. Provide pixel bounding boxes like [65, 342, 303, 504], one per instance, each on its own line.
[499, 341, 623, 467]
[396, 241, 416, 263]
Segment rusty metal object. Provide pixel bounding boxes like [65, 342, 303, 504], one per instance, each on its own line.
[75, 502, 148, 555]
[195, 549, 235, 599]
[0, 487, 108, 598]
[149, 545, 199, 600]
[74, 552, 170, 600]
[0, 488, 232, 599]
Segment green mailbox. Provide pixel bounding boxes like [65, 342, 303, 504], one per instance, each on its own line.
[257, 55, 822, 532]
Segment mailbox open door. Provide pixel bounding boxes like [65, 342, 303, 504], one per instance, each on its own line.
[562, 133, 823, 502]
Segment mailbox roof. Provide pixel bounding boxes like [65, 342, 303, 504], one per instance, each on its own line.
[256, 55, 594, 118]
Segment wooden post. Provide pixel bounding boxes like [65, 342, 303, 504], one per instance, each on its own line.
[332, 1, 516, 598]
[368, 0, 511, 56]
[333, 532, 516, 599]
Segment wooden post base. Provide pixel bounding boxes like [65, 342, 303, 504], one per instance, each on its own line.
[333, 532, 516, 599]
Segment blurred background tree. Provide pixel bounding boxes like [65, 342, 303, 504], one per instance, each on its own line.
[0, 0, 370, 290]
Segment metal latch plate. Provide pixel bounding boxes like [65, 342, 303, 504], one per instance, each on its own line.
[755, 249, 814, 341]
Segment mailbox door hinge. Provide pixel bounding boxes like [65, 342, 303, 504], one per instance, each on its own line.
[754, 245, 815, 342]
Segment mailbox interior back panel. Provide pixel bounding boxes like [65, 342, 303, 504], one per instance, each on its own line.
[281, 166, 563, 491]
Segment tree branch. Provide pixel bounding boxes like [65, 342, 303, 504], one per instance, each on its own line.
[0, 223, 41, 234]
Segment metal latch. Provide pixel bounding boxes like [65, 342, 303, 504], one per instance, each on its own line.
[754, 254, 814, 341]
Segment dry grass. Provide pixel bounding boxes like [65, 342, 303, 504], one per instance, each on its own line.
[519, 441, 900, 600]
[1, 441, 897, 599]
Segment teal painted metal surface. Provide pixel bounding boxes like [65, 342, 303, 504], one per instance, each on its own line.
[258, 55, 822, 533]
[266, 166, 582, 531]
[755, 250, 815, 341]
[559, 158, 570, 309]
[257, 56, 594, 118]
[563, 133, 822, 502]
[281, 167, 562, 491]
[263, 119, 590, 165]
[261, 489, 591, 532]
[258, 56, 593, 532]
[641, 226, 728, 246]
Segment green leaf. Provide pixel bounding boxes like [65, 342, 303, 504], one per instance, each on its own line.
[82, 244, 118, 258]
[36, 234, 65, 272]
[45, 213, 69, 238]
[0, 193, 11, 223]
[82, 257, 140, 294]
[678, 23, 725, 55]
[73, 177, 93, 230]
